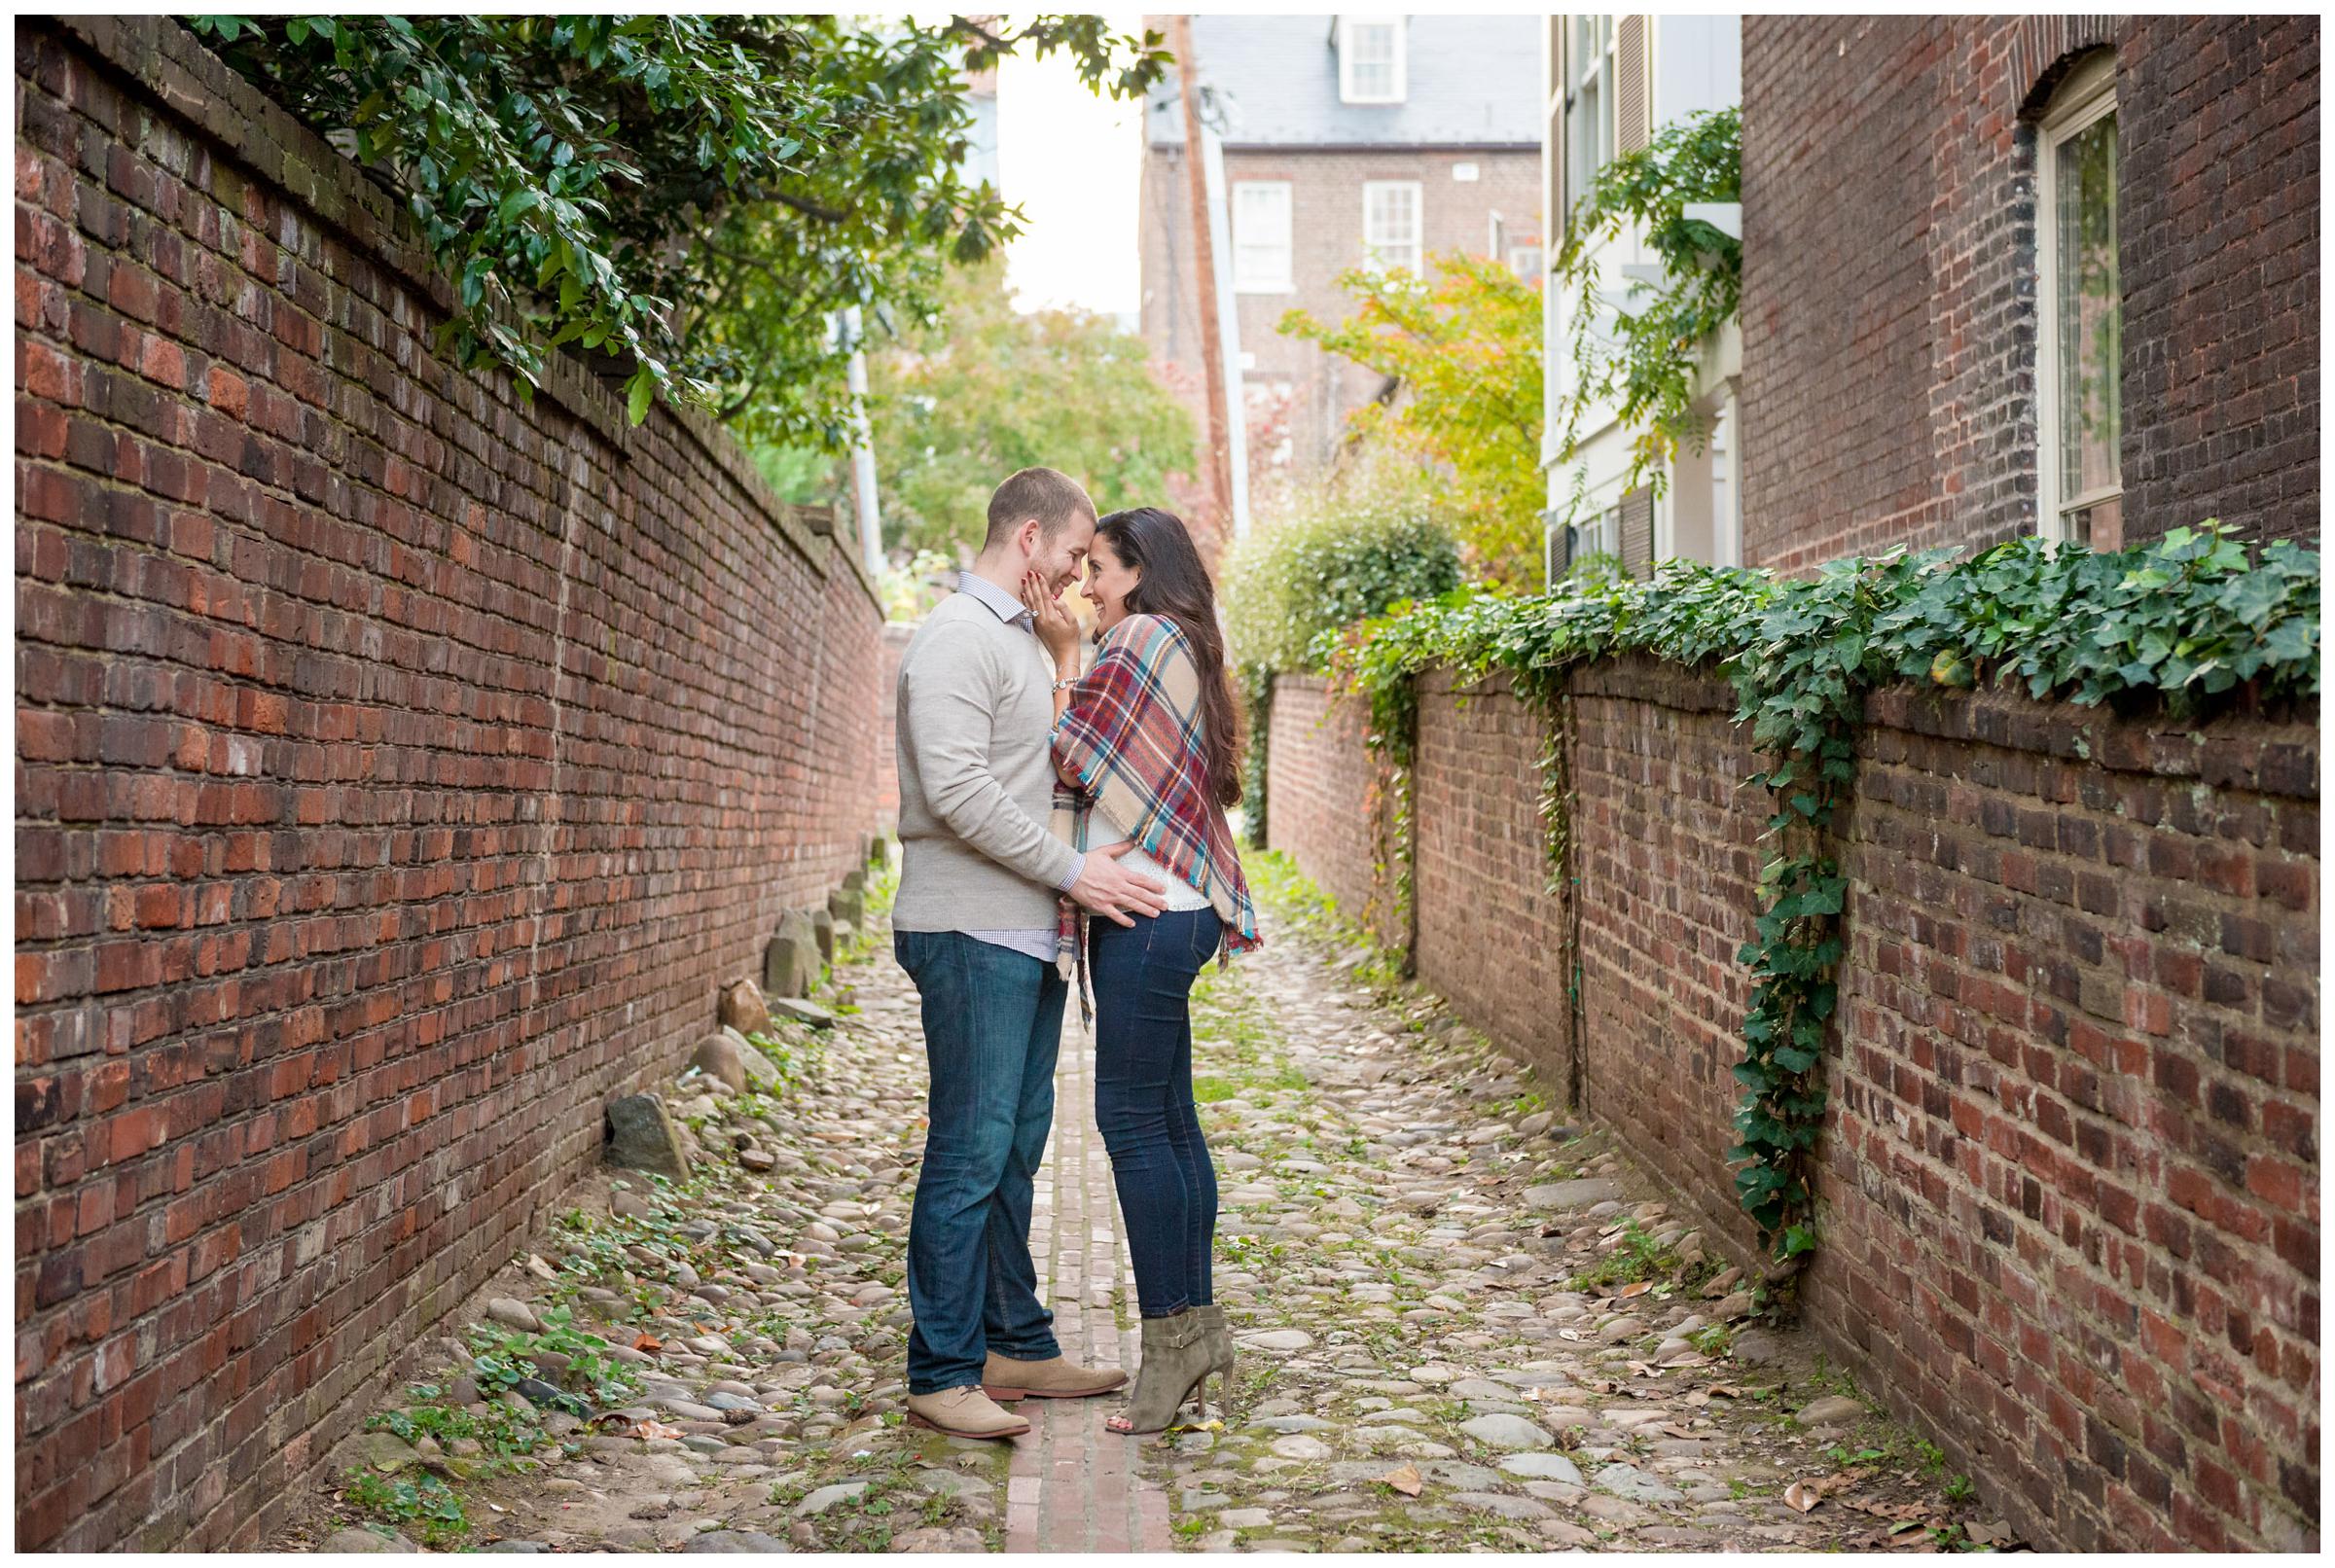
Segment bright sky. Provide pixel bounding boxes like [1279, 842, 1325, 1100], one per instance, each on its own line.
[996, 17, 1146, 320]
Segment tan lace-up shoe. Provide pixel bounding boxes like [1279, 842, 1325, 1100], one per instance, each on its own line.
[982, 1351, 1130, 1402]
[904, 1384, 1031, 1440]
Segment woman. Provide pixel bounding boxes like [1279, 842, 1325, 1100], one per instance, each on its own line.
[1016, 506, 1261, 1436]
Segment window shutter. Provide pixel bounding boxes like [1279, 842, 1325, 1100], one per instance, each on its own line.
[1544, 510, 1573, 588]
[1619, 484, 1655, 578]
[1616, 16, 1651, 156]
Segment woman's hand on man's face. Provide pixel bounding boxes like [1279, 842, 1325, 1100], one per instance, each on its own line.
[1020, 570, 1082, 667]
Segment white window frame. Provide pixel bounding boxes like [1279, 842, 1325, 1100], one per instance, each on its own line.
[1563, 15, 1616, 233]
[2035, 52, 2120, 547]
[1362, 180, 1422, 274]
[1338, 17, 1407, 105]
[1232, 181, 1294, 294]
[1579, 506, 1619, 563]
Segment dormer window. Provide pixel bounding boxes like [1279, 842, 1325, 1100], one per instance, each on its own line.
[1338, 17, 1406, 104]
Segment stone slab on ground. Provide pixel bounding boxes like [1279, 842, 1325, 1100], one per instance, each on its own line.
[603, 1093, 691, 1177]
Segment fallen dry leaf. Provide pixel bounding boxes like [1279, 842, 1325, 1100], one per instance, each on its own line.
[1706, 1384, 1742, 1399]
[1660, 1422, 1697, 1440]
[633, 1333, 663, 1352]
[1557, 1329, 1583, 1341]
[1617, 1280, 1653, 1299]
[1783, 1481, 1823, 1515]
[635, 1419, 684, 1441]
[1377, 1464, 1424, 1498]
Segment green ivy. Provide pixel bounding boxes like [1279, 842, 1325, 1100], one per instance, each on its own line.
[187, 16, 1168, 444]
[1551, 107, 1742, 512]
[1315, 523, 2318, 1263]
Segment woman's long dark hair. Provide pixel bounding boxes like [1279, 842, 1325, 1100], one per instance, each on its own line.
[1093, 507, 1245, 809]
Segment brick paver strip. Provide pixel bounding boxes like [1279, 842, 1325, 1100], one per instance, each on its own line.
[1004, 1017, 1173, 1552]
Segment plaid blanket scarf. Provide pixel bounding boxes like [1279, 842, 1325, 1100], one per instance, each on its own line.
[1050, 612, 1261, 1017]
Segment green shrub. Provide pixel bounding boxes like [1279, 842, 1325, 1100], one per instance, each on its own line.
[1222, 456, 1465, 676]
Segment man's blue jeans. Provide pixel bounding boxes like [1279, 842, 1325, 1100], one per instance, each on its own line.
[895, 929, 1066, 1395]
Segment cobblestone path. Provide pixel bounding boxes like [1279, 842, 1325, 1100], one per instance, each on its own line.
[1140, 860, 2013, 1551]
[285, 854, 2014, 1553]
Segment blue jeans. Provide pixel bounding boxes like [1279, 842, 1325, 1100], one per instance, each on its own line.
[895, 930, 1066, 1394]
[1088, 907, 1222, 1317]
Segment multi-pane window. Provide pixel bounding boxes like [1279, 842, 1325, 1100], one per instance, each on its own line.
[1577, 504, 1619, 561]
[1362, 181, 1422, 273]
[2037, 53, 2121, 548]
[1233, 182, 1293, 293]
[1563, 15, 1615, 229]
[1340, 18, 1405, 103]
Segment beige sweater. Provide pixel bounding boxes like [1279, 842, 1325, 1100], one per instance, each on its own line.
[892, 592, 1081, 933]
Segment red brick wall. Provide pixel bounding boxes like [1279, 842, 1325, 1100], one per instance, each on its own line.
[1740, 16, 2319, 573]
[1262, 676, 1399, 947]
[1814, 685, 2318, 1553]
[2119, 15, 2320, 552]
[1565, 659, 1771, 1258]
[14, 18, 883, 1550]
[1410, 670, 1579, 1103]
[1268, 661, 2319, 1551]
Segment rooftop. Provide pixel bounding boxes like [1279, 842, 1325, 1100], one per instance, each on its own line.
[1146, 14, 1542, 150]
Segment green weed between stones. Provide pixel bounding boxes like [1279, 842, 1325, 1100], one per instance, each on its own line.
[1565, 1218, 1714, 1294]
[1687, 1322, 1734, 1357]
[342, 1470, 467, 1546]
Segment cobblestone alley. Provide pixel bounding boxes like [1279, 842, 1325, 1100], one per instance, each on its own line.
[283, 856, 2014, 1554]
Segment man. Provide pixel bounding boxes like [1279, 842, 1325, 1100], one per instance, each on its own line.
[892, 466, 1168, 1440]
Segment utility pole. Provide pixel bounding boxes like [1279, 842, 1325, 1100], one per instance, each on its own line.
[1199, 114, 1251, 543]
[842, 304, 883, 580]
[1168, 14, 1233, 556]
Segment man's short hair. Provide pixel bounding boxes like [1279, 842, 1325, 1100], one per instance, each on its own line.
[985, 467, 1096, 549]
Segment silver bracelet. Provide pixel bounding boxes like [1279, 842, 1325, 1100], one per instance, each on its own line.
[1052, 675, 1077, 693]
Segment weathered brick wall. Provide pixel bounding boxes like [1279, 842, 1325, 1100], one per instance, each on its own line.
[1268, 661, 2319, 1550]
[15, 18, 882, 1550]
[1262, 676, 1398, 947]
[1814, 685, 2318, 1553]
[1564, 659, 1772, 1265]
[1409, 670, 1578, 1104]
[1741, 15, 2319, 573]
[2120, 15, 2320, 552]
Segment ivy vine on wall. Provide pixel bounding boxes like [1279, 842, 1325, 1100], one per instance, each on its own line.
[1313, 524, 2319, 1267]
[1551, 106, 1742, 512]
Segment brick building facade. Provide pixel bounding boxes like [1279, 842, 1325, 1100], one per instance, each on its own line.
[15, 18, 883, 1549]
[1740, 16, 2318, 573]
[1138, 15, 1542, 514]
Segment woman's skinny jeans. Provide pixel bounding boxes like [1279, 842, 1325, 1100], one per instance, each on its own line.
[1087, 907, 1222, 1318]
